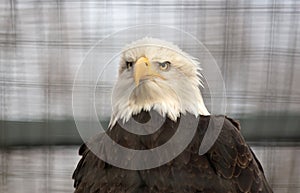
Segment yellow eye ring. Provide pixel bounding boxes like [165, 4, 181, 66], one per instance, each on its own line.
[159, 61, 170, 71]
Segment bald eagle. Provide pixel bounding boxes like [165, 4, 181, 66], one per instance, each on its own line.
[72, 38, 273, 193]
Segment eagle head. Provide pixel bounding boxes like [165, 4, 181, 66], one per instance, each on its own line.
[110, 37, 210, 127]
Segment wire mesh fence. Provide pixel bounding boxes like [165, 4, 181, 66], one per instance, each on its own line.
[0, 146, 299, 193]
[0, 0, 300, 192]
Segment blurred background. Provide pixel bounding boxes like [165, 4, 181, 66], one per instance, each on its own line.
[0, 0, 300, 193]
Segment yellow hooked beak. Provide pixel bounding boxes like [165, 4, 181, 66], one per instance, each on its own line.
[134, 57, 165, 86]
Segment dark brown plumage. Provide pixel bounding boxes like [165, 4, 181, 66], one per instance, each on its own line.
[72, 112, 273, 193]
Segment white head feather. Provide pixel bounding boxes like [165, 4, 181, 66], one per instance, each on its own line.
[109, 37, 210, 127]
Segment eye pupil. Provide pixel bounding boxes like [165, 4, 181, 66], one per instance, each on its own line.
[126, 61, 133, 69]
[159, 61, 170, 70]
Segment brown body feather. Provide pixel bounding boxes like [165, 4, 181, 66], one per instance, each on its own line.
[72, 113, 273, 193]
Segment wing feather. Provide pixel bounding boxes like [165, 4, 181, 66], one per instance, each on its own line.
[207, 117, 273, 193]
[72, 114, 273, 193]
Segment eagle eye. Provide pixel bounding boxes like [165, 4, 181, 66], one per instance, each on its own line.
[126, 61, 133, 69]
[159, 61, 170, 71]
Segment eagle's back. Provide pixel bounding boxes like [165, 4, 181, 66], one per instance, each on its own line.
[72, 114, 273, 193]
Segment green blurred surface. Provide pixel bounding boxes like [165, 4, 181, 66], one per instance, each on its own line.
[1, 114, 299, 147]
